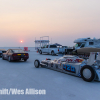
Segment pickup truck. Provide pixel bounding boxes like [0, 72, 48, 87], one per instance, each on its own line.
[39, 45, 59, 56]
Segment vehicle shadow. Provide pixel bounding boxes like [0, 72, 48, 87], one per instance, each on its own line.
[39, 53, 58, 56]
[10, 60, 28, 63]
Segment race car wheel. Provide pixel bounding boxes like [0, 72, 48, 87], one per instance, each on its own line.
[8, 56, 11, 62]
[80, 65, 95, 82]
[34, 59, 40, 68]
[51, 51, 54, 56]
[39, 50, 42, 54]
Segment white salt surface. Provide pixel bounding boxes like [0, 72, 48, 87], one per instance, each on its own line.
[0, 51, 100, 100]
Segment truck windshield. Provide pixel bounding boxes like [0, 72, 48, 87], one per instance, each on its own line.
[50, 45, 57, 48]
[74, 43, 82, 47]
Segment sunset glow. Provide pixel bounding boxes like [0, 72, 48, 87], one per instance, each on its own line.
[0, 0, 100, 47]
[21, 41, 23, 43]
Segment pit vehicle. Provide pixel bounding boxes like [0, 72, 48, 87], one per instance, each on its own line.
[2, 49, 29, 62]
[74, 37, 100, 50]
[39, 44, 59, 56]
[67, 37, 100, 58]
[34, 52, 100, 82]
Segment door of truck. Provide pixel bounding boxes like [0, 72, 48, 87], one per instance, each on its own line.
[45, 45, 49, 53]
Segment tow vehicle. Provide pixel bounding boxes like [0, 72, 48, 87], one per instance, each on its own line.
[39, 44, 59, 56]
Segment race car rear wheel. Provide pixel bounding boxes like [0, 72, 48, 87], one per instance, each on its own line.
[34, 59, 40, 68]
[80, 65, 95, 82]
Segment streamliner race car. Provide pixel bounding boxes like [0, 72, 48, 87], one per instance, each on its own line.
[34, 52, 100, 82]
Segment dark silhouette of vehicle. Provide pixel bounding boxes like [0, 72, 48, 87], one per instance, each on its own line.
[0, 49, 7, 57]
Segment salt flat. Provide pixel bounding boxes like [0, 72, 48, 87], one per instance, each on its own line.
[0, 51, 100, 100]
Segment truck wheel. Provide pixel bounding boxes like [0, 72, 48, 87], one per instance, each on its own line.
[51, 51, 54, 56]
[80, 65, 95, 82]
[34, 59, 40, 68]
[39, 50, 42, 54]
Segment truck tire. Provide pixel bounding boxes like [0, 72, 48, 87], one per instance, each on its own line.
[39, 50, 42, 54]
[34, 59, 40, 68]
[80, 65, 95, 82]
[51, 51, 54, 56]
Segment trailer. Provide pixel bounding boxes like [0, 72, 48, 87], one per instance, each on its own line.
[35, 36, 50, 51]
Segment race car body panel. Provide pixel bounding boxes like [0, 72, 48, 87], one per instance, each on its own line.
[41, 60, 83, 77]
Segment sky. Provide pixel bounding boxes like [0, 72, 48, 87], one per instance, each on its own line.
[0, 0, 100, 47]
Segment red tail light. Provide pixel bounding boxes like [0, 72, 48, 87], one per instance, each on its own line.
[25, 53, 28, 56]
[12, 54, 17, 56]
[58, 49, 59, 51]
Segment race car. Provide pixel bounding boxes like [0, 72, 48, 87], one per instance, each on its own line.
[34, 52, 100, 82]
[2, 49, 29, 62]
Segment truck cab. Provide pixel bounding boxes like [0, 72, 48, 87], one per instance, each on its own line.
[74, 43, 86, 50]
[39, 44, 59, 55]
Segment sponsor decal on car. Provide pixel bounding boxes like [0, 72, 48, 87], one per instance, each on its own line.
[63, 64, 76, 73]
[66, 59, 84, 63]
